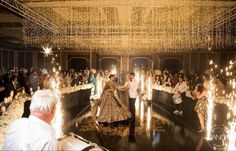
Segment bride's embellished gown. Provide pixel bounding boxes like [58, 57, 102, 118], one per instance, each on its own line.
[97, 81, 131, 123]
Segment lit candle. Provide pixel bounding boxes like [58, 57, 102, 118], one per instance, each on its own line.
[4, 98, 8, 104]
[1, 106, 6, 112]
[52, 67, 56, 73]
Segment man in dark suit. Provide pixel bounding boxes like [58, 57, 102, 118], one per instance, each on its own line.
[6, 75, 19, 97]
[0, 79, 5, 103]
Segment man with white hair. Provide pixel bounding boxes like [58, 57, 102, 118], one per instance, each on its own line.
[3, 90, 60, 150]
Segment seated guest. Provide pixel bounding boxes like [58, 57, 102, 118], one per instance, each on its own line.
[71, 73, 79, 86]
[3, 90, 60, 150]
[88, 72, 96, 86]
[0, 79, 5, 103]
[171, 73, 179, 87]
[154, 75, 162, 85]
[77, 72, 83, 83]
[29, 71, 39, 92]
[6, 75, 20, 97]
[41, 74, 50, 89]
[17, 70, 30, 94]
[162, 73, 171, 87]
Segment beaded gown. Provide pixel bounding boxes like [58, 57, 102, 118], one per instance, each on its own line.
[97, 81, 131, 123]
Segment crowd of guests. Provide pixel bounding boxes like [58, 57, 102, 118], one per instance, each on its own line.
[0, 67, 130, 104]
[0, 65, 232, 150]
[0, 68, 96, 103]
[147, 68, 227, 133]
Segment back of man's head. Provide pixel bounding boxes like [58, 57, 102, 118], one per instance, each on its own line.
[30, 90, 58, 115]
[129, 72, 135, 76]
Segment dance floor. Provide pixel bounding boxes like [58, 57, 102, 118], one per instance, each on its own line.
[60, 92, 214, 151]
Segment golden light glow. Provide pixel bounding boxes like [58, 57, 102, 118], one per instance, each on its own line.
[135, 97, 140, 117]
[206, 78, 214, 140]
[111, 65, 117, 75]
[227, 121, 236, 151]
[51, 76, 63, 139]
[146, 106, 151, 130]
[96, 76, 103, 99]
[23, 1, 235, 53]
[140, 100, 144, 126]
[41, 44, 53, 57]
[147, 76, 152, 100]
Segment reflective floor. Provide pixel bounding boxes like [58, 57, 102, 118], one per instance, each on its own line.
[61, 93, 214, 151]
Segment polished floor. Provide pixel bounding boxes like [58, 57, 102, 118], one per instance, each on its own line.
[61, 92, 215, 151]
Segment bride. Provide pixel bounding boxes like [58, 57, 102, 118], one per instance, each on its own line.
[97, 74, 131, 123]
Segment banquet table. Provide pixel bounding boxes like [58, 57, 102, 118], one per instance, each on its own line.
[22, 84, 92, 121]
[152, 85, 229, 131]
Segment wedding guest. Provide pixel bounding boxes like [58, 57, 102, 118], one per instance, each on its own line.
[171, 73, 179, 87]
[3, 90, 60, 150]
[88, 72, 96, 86]
[6, 75, 19, 97]
[172, 75, 189, 115]
[29, 71, 39, 92]
[194, 80, 209, 133]
[41, 74, 50, 89]
[154, 75, 162, 85]
[0, 82, 5, 103]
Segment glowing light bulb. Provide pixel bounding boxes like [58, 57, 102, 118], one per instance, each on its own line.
[209, 60, 213, 65]
[41, 45, 53, 57]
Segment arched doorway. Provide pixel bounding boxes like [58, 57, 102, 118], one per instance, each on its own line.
[99, 58, 119, 73]
[130, 58, 152, 71]
[161, 58, 182, 74]
[68, 58, 89, 71]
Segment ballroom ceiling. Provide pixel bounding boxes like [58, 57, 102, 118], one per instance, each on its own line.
[0, 0, 235, 53]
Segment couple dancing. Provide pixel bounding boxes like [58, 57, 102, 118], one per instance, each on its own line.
[97, 72, 139, 124]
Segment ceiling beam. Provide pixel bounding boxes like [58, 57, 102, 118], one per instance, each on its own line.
[0, 0, 57, 32]
[24, 0, 236, 8]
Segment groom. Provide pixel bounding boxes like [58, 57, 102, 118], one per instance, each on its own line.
[123, 72, 140, 121]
